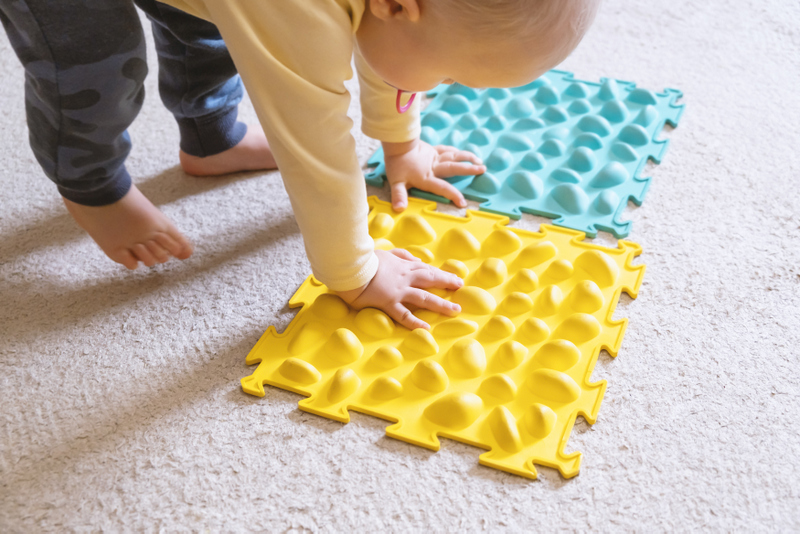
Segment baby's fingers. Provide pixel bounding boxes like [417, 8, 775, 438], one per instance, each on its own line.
[390, 181, 409, 211]
[388, 303, 430, 330]
[433, 144, 459, 154]
[438, 149, 484, 167]
[406, 289, 461, 317]
[411, 264, 464, 290]
[433, 160, 487, 178]
[416, 176, 467, 208]
[391, 248, 423, 262]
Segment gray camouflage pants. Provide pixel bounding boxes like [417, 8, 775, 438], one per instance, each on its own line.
[0, 0, 245, 206]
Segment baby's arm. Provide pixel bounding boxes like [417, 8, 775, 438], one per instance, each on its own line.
[354, 51, 486, 212]
[190, 0, 460, 329]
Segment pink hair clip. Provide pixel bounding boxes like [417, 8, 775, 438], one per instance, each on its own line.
[396, 89, 416, 113]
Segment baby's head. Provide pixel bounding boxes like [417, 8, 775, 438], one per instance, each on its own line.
[357, 0, 600, 93]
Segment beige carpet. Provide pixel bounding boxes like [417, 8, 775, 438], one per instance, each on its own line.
[1, 1, 799, 530]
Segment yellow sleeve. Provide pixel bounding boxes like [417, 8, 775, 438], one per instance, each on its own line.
[354, 46, 421, 143]
[164, 0, 378, 291]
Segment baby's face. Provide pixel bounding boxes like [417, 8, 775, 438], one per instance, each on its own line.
[356, 1, 592, 94]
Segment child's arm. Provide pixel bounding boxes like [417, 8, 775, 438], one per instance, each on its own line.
[354, 49, 486, 212]
[173, 0, 461, 329]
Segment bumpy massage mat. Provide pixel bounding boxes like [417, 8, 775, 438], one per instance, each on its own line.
[366, 69, 684, 238]
[242, 197, 645, 479]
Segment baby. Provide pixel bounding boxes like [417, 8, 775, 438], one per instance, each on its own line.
[136, 0, 599, 330]
[11, 0, 599, 331]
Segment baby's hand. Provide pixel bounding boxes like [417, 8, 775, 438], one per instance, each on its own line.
[336, 248, 464, 330]
[383, 139, 486, 212]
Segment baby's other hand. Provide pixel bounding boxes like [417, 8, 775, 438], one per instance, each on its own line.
[382, 139, 486, 212]
[336, 248, 464, 330]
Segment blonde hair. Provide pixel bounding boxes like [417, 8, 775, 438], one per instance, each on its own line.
[427, 0, 600, 63]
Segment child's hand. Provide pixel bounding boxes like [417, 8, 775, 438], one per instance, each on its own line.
[382, 139, 486, 212]
[336, 248, 464, 330]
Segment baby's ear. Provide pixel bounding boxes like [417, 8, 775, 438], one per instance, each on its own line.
[368, 0, 421, 23]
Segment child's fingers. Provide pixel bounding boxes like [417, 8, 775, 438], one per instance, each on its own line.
[433, 144, 459, 154]
[389, 303, 430, 331]
[433, 161, 487, 178]
[438, 150, 484, 166]
[420, 177, 467, 207]
[390, 181, 409, 211]
[406, 289, 461, 316]
[391, 248, 423, 262]
[410, 264, 464, 290]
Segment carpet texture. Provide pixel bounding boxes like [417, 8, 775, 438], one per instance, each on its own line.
[1, 1, 799, 531]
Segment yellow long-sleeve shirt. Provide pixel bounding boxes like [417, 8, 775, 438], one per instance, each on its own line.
[163, 0, 420, 290]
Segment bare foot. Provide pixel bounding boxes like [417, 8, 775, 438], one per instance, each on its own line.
[63, 185, 193, 269]
[179, 125, 278, 176]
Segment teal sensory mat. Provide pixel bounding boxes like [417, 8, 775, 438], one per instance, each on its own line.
[365, 70, 684, 238]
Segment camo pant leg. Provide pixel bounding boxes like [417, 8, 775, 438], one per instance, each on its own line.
[135, 0, 246, 157]
[0, 0, 146, 206]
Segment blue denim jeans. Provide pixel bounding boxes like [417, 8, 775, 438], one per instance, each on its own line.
[0, 0, 245, 206]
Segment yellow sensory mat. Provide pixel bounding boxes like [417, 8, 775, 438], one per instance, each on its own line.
[242, 197, 645, 479]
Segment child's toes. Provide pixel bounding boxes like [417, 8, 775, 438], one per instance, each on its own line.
[146, 240, 170, 263]
[113, 249, 140, 270]
[156, 231, 193, 260]
[132, 243, 158, 267]
[174, 239, 193, 260]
